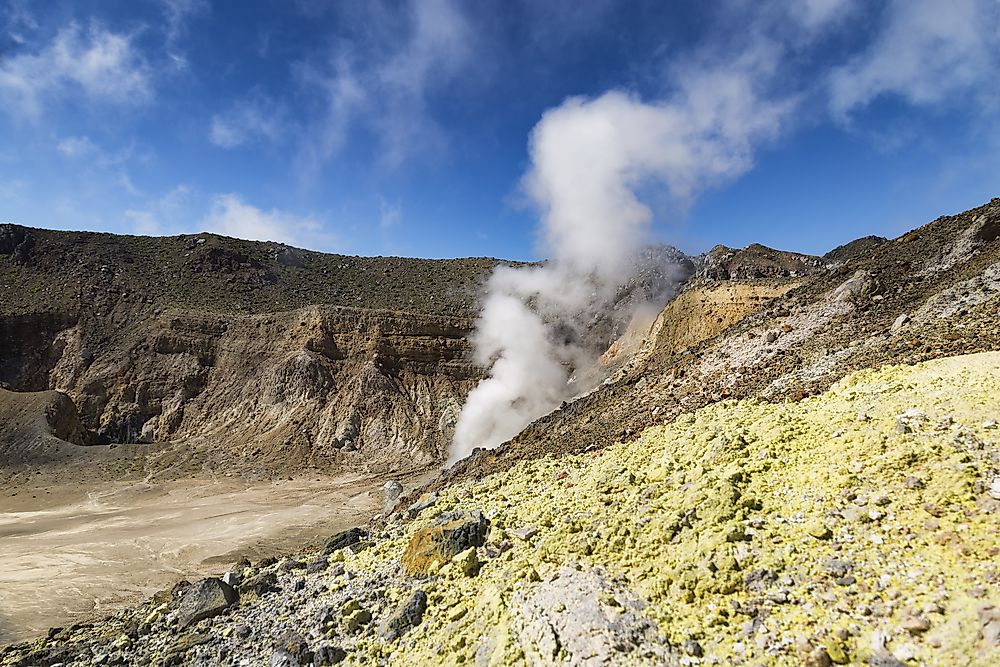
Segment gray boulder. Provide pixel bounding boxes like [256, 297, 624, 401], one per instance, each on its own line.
[509, 566, 674, 665]
[270, 649, 299, 667]
[177, 577, 239, 628]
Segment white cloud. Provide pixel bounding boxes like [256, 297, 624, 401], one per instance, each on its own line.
[0, 22, 152, 119]
[202, 193, 335, 249]
[125, 185, 191, 235]
[210, 93, 285, 149]
[829, 0, 1000, 117]
[160, 0, 209, 42]
[56, 135, 97, 158]
[377, 196, 402, 231]
[298, 0, 475, 172]
[297, 55, 367, 171]
[3, 0, 37, 45]
[789, 0, 858, 30]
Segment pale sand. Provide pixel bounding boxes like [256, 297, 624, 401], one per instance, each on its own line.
[0, 470, 433, 644]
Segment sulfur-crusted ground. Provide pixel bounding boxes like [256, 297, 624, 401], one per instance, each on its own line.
[4, 353, 999, 666]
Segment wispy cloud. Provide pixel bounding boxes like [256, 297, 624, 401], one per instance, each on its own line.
[2, 0, 37, 46]
[297, 0, 475, 174]
[209, 91, 285, 148]
[125, 185, 191, 235]
[56, 135, 98, 158]
[160, 0, 209, 43]
[378, 195, 402, 232]
[202, 193, 336, 249]
[828, 0, 1000, 117]
[0, 22, 152, 119]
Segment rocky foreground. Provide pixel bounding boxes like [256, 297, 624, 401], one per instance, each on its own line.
[4, 352, 998, 666]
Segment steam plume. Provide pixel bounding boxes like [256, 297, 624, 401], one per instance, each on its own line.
[449, 65, 789, 465]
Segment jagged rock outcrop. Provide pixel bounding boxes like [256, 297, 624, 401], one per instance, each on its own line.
[694, 242, 828, 281]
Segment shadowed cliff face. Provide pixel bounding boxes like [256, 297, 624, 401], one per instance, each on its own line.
[0, 305, 478, 473]
[0, 228, 506, 473]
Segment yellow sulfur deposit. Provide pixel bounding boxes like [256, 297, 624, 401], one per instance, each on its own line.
[351, 353, 1000, 665]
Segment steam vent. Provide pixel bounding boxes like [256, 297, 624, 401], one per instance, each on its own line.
[2, 2, 1000, 666]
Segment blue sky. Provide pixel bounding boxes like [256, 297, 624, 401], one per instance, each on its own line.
[0, 0, 997, 260]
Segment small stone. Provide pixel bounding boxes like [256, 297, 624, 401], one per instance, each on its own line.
[510, 526, 539, 542]
[840, 506, 869, 523]
[901, 614, 931, 634]
[683, 640, 703, 657]
[767, 590, 790, 603]
[306, 557, 329, 574]
[823, 559, 852, 577]
[452, 547, 481, 577]
[323, 528, 366, 555]
[406, 493, 438, 519]
[856, 412, 870, 422]
[921, 503, 945, 518]
[988, 477, 1000, 501]
[805, 647, 832, 667]
[270, 650, 299, 667]
[401, 510, 489, 576]
[824, 639, 849, 664]
[383, 480, 403, 512]
[279, 559, 305, 572]
[890, 313, 910, 332]
[744, 568, 777, 592]
[807, 522, 833, 540]
[835, 576, 857, 587]
[314, 645, 347, 665]
[978, 605, 1000, 647]
[904, 476, 924, 490]
[765, 331, 779, 344]
[342, 608, 372, 633]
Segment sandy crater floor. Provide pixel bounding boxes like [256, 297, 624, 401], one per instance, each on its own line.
[0, 471, 428, 644]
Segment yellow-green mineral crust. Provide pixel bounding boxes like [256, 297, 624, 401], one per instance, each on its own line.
[344, 353, 1000, 666]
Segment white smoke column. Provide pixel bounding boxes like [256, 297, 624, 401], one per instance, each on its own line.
[449, 68, 789, 466]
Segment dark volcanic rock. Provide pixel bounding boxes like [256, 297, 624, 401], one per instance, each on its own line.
[177, 577, 239, 628]
[323, 527, 366, 555]
[378, 589, 428, 641]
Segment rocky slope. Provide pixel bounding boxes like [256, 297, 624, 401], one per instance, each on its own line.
[4, 352, 997, 666]
[438, 198, 1000, 486]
